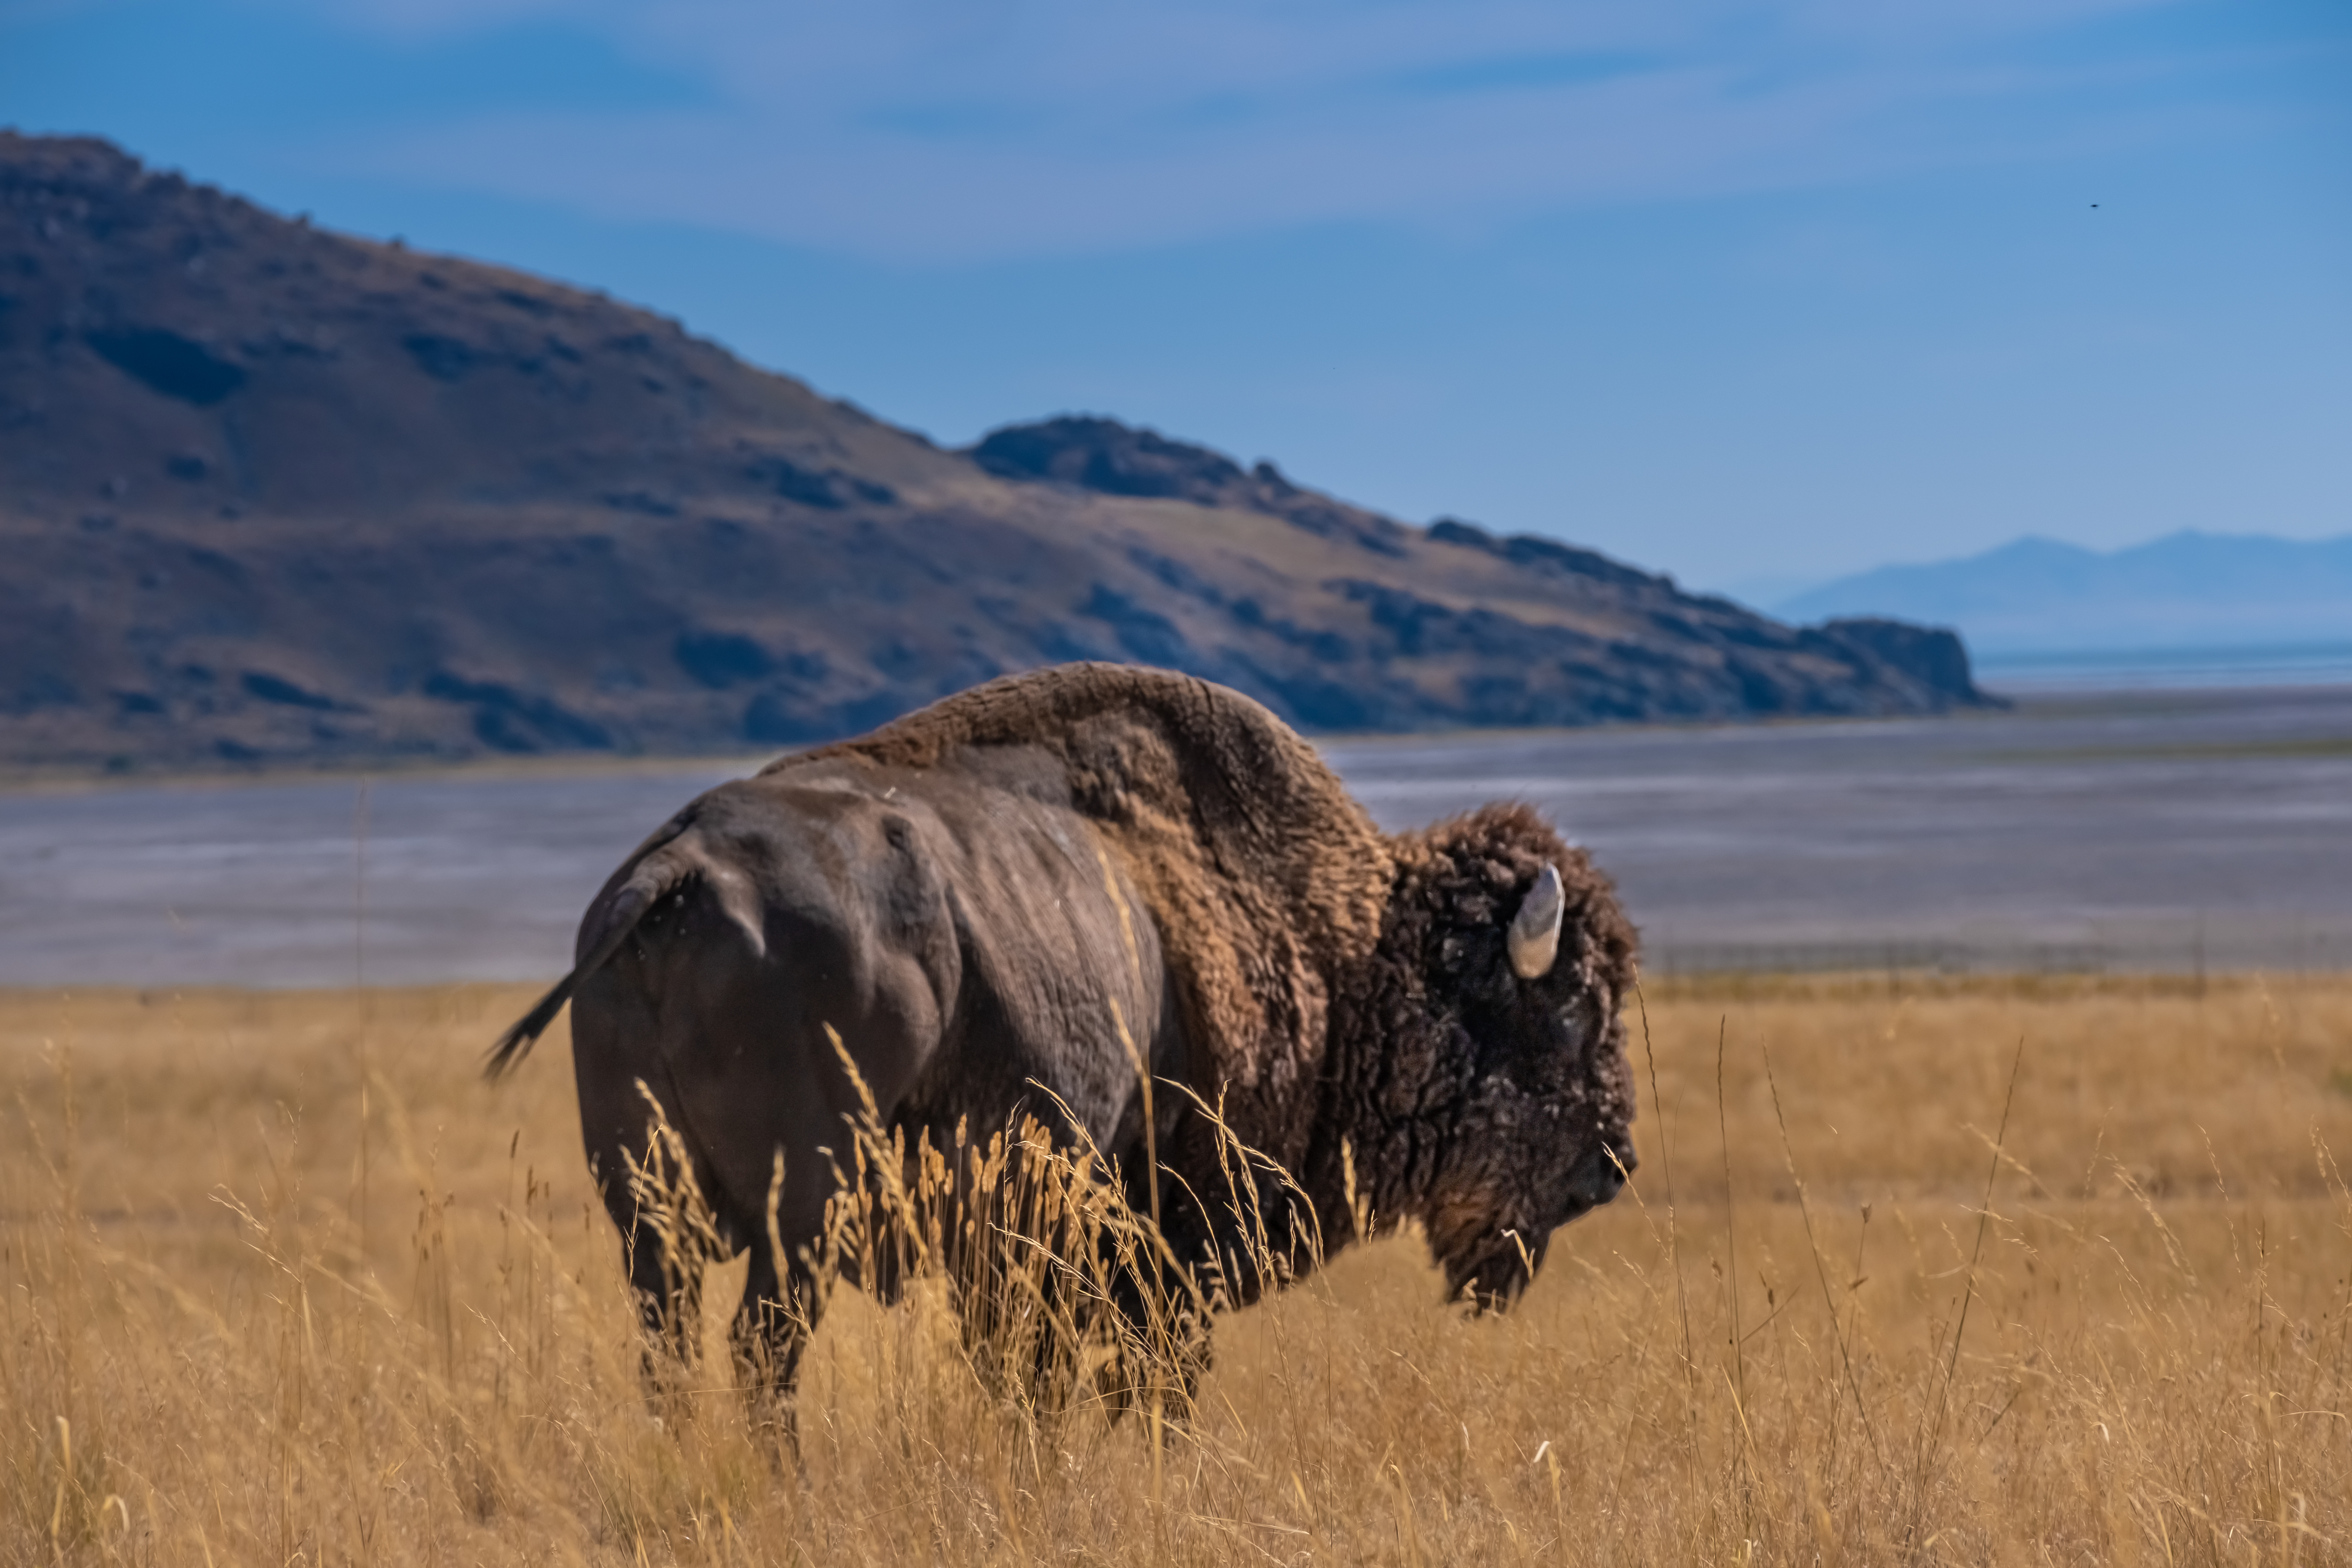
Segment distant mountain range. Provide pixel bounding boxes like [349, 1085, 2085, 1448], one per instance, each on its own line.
[0, 133, 1993, 776]
[1778, 532, 2352, 655]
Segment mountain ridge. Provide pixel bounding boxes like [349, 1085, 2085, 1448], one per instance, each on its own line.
[0, 132, 1995, 776]
[1778, 531, 2352, 654]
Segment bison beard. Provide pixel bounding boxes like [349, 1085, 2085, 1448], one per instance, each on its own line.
[488, 663, 1638, 1424]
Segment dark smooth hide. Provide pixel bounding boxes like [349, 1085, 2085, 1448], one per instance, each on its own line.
[547, 747, 1183, 1396]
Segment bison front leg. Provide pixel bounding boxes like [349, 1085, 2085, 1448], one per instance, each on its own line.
[1099, 1248, 1214, 1426]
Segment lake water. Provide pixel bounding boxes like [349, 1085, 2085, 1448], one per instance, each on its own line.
[1975, 643, 2352, 691]
[5, 684, 2350, 987]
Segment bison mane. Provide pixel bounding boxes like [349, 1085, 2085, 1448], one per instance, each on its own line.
[1309, 802, 1639, 1251]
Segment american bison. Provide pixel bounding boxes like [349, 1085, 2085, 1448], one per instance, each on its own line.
[488, 663, 1637, 1413]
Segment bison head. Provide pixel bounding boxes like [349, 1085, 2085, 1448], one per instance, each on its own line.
[1351, 803, 1639, 1311]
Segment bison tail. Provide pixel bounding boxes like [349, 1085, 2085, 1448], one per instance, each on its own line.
[482, 849, 695, 1081]
[484, 974, 577, 1080]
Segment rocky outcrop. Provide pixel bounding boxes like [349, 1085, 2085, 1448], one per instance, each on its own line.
[972, 415, 1413, 558]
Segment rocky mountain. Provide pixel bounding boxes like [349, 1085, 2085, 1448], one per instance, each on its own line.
[1778, 531, 2352, 655]
[0, 133, 1994, 776]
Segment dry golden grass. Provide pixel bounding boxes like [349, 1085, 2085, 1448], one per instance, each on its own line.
[6, 972, 2351, 1565]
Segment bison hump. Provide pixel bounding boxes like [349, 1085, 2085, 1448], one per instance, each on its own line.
[772, 663, 1392, 1158]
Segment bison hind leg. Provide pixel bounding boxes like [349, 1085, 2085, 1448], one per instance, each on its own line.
[617, 1212, 712, 1408]
[731, 1246, 822, 1465]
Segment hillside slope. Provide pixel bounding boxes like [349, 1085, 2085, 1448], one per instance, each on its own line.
[0, 133, 1993, 774]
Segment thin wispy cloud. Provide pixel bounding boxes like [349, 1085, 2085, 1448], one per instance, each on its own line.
[255, 0, 2224, 260]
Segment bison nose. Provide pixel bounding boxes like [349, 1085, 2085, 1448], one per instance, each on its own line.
[1566, 1143, 1629, 1210]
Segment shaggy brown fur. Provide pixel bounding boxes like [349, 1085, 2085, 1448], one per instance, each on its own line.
[1311, 803, 1639, 1302]
[773, 663, 1394, 1167]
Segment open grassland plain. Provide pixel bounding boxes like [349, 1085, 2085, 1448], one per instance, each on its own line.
[6, 974, 2351, 1565]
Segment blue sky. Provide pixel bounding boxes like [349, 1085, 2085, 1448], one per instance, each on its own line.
[5, 0, 2348, 598]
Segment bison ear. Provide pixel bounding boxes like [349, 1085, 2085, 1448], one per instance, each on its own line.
[1508, 863, 1565, 980]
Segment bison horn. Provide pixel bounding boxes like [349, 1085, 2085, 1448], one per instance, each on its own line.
[1508, 864, 1566, 980]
